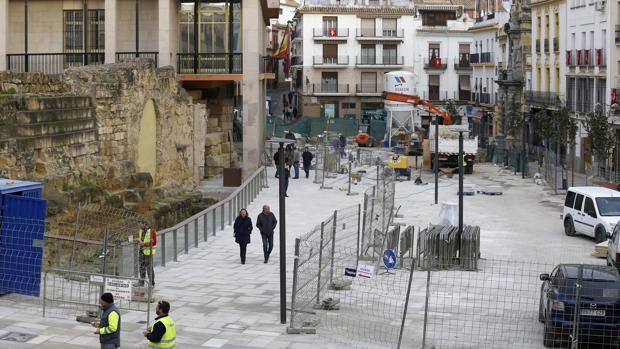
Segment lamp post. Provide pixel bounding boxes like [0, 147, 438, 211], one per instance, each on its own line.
[434, 115, 440, 205]
[451, 125, 468, 261]
[266, 137, 295, 324]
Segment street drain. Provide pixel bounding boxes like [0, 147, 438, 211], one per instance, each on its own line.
[0, 332, 37, 343]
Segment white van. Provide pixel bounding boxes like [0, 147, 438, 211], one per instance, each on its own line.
[562, 187, 620, 242]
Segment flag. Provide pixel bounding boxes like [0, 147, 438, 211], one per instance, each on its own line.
[273, 24, 291, 79]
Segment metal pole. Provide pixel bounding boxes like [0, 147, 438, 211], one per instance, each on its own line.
[434, 116, 439, 204]
[397, 251, 416, 349]
[193, 0, 198, 74]
[101, 227, 110, 296]
[135, 0, 140, 57]
[421, 255, 432, 348]
[347, 161, 352, 195]
[42, 271, 47, 317]
[329, 210, 337, 286]
[278, 141, 287, 324]
[24, 0, 28, 72]
[184, 224, 189, 254]
[161, 233, 166, 267]
[458, 131, 464, 260]
[555, 143, 559, 193]
[289, 238, 301, 329]
[522, 113, 526, 179]
[356, 203, 361, 268]
[316, 221, 325, 305]
[571, 265, 583, 349]
[69, 203, 81, 269]
[83, 0, 88, 66]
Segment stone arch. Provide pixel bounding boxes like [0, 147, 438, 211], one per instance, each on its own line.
[136, 99, 157, 177]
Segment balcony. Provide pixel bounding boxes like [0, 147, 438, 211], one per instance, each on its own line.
[576, 49, 595, 67]
[355, 55, 404, 67]
[596, 48, 606, 67]
[453, 55, 472, 71]
[176, 53, 242, 74]
[311, 83, 351, 96]
[479, 93, 491, 104]
[356, 84, 381, 96]
[424, 57, 447, 70]
[480, 52, 493, 63]
[355, 28, 404, 41]
[313, 28, 349, 39]
[6, 52, 104, 74]
[115, 52, 159, 66]
[524, 90, 563, 108]
[260, 56, 278, 75]
[567, 50, 575, 67]
[470, 53, 480, 64]
[313, 56, 350, 67]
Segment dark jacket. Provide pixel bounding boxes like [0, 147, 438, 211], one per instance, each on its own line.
[100, 303, 121, 346]
[234, 216, 253, 244]
[146, 314, 168, 343]
[302, 151, 314, 166]
[273, 150, 281, 165]
[256, 212, 278, 236]
[339, 135, 347, 148]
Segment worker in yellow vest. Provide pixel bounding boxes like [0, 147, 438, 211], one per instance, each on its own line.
[144, 300, 176, 349]
[137, 220, 156, 287]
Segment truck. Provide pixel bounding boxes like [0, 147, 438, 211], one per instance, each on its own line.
[429, 125, 477, 174]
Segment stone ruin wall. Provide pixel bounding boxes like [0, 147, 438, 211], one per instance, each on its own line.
[0, 60, 206, 212]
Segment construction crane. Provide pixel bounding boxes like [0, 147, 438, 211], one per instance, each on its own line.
[381, 91, 453, 125]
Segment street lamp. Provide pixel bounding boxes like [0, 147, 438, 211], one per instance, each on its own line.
[266, 137, 295, 324]
[451, 125, 468, 261]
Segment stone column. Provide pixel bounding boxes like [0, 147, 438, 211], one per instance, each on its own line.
[0, 0, 8, 71]
[158, 0, 171, 67]
[242, 0, 265, 175]
[104, 0, 117, 64]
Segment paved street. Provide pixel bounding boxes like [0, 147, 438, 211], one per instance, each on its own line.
[0, 163, 608, 348]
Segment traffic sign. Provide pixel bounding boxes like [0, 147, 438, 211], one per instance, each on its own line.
[383, 249, 397, 269]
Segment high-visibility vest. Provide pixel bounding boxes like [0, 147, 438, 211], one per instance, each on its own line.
[139, 228, 156, 255]
[148, 316, 176, 349]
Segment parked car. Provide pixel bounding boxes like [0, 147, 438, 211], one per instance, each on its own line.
[608, 223, 620, 270]
[562, 187, 620, 243]
[539, 264, 620, 348]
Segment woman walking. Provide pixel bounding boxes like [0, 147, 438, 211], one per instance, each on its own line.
[233, 209, 253, 264]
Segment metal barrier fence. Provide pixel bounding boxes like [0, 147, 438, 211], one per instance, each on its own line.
[42, 268, 152, 323]
[415, 225, 480, 271]
[360, 167, 395, 262]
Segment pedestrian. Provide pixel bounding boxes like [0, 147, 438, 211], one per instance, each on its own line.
[339, 133, 347, 158]
[256, 205, 277, 263]
[136, 221, 156, 287]
[93, 292, 120, 349]
[284, 166, 291, 197]
[143, 300, 176, 349]
[293, 107, 298, 120]
[273, 148, 282, 178]
[302, 146, 314, 178]
[233, 208, 253, 264]
[285, 144, 294, 170]
[293, 146, 300, 179]
[285, 130, 296, 141]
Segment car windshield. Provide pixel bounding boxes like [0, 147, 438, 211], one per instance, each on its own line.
[561, 279, 620, 299]
[596, 197, 620, 216]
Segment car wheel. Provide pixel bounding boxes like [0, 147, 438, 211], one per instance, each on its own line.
[595, 227, 607, 243]
[543, 318, 556, 348]
[564, 218, 575, 237]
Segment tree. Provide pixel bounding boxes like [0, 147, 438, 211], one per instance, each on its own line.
[582, 104, 614, 174]
[555, 107, 577, 147]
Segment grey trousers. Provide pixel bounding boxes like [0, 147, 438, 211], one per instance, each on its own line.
[101, 343, 118, 349]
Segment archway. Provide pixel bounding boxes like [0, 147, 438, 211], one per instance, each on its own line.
[137, 99, 157, 177]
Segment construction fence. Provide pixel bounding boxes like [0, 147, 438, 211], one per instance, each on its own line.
[360, 166, 396, 262]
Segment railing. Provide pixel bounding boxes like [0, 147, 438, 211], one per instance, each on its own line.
[567, 50, 575, 66]
[176, 53, 242, 74]
[355, 55, 404, 65]
[7, 52, 104, 74]
[115, 52, 159, 65]
[576, 49, 594, 67]
[260, 56, 278, 74]
[479, 92, 491, 104]
[596, 48, 606, 67]
[153, 167, 267, 267]
[313, 28, 349, 37]
[524, 90, 563, 107]
[424, 90, 448, 100]
[458, 90, 471, 101]
[311, 83, 350, 94]
[453, 56, 471, 70]
[424, 57, 447, 70]
[291, 56, 303, 66]
[355, 28, 404, 38]
[480, 52, 493, 63]
[470, 53, 480, 63]
[356, 83, 380, 94]
[313, 56, 350, 65]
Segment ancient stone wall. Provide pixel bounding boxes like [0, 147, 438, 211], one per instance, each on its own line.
[0, 60, 206, 210]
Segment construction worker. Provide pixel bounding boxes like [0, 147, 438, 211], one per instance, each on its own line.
[137, 220, 156, 287]
[144, 300, 176, 348]
[93, 292, 121, 349]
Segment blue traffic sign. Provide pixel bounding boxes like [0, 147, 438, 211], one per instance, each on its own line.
[383, 249, 397, 269]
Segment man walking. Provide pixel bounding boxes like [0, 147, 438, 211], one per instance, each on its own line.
[293, 146, 300, 179]
[93, 293, 121, 349]
[256, 205, 277, 263]
[302, 146, 314, 179]
[137, 221, 156, 287]
[143, 300, 176, 349]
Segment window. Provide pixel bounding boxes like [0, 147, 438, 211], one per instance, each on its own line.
[323, 16, 337, 36]
[574, 193, 584, 211]
[458, 75, 470, 101]
[323, 44, 338, 64]
[279, 8, 283, 14]
[596, 197, 620, 217]
[428, 75, 440, 100]
[361, 18, 375, 37]
[420, 10, 456, 26]
[321, 72, 338, 93]
[596, 78, 606, 107]
[383, 44, 397, 64]
[321, 102, 339, 118]
[566, 77, 575, 111]
[565, 191, 576, 208]
[341, 102, 356, 109]
[179, 0, 241, 54]
[382, 18, 396, 37]
[584, 197, 597, 218]
[63, 10, 105, 53]
[361, 72, 377, 93]
[429, 43, 440, 60]
[361, 44, 376, 64]
[458, 44, 470, 65]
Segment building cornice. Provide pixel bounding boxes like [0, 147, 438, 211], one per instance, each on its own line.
[468, 23, 499, 32]
[298, 5, 416, 15]
[531, 0, 565, 8]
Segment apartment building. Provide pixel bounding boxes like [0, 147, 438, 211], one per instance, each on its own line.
[293, 0, 416, 120]
[564, 0, 613, 173]
[0, 0, 279, 173]
[468, 0, 509, 142]
[268, 0, 299, 87]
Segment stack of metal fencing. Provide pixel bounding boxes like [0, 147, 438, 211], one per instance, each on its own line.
[415, 225, 480, 271]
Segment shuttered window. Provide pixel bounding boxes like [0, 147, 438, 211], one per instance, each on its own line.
[323, 44, 338, 64]
[459, 75, 470, 90]
[459, 43, 470, 54]
[382, 18, 396, 37]
[361, 72, 376, 93]
[429, 75, 440, 86]
[429, 43, 440, 59]
[361, 18, 375, 37]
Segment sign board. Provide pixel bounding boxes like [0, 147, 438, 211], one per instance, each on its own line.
[105, 278, 132, 301]
[357, 264, 375, 279]
[344, 267, 357, 277]
[90, 275, 104, 284]
[383, 249, 397, 269]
